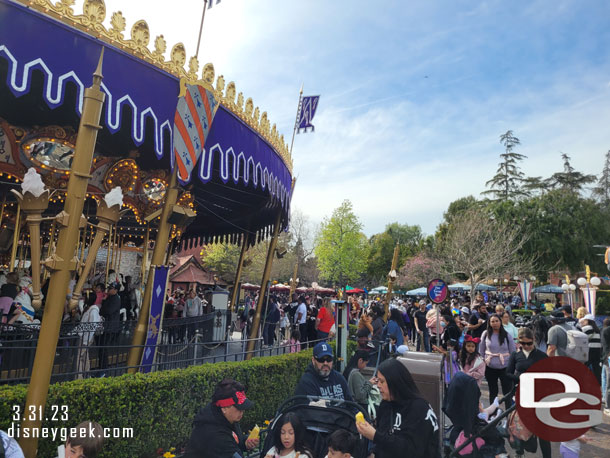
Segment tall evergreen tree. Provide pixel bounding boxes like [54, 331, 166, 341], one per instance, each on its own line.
[546, 153, 596, 194]
[593, 150, 610, 207]
[483, 130, 527, 201]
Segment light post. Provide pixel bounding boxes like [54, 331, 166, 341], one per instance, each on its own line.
[69, 188, 124, 310]
[10, 168, 50, 309]
[561, 282, 577, 313]
[577, 266, 600, 315]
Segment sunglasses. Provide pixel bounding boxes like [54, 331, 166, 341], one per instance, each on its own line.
[519, 341, 534, 346]
[316, 356, 333, 363]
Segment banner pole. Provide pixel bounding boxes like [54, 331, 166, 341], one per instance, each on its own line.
[289, 84, 304, 155]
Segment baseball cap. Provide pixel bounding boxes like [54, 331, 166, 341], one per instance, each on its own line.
[461, 306, 471, 315]
[107, 282, 120, 290]
[418, 299, 426, 306]
[582, 314, 595, 322]
[313, 342, 333, 359]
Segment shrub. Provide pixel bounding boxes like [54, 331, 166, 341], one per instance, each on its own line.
[0, 341, 357, 458]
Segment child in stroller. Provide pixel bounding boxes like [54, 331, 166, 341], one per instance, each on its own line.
[443, 372, 512, 458]
[261, 396, 370, 458]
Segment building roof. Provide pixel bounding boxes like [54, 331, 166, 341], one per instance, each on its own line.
[169, 255, 226, 286]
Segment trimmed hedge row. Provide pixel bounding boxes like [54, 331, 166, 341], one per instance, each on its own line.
[0, 341, 357, 458]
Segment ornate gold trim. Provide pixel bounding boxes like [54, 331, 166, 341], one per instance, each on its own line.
[19, 0, 293, 173]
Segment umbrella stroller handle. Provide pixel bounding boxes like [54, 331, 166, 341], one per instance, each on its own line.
[448, 385, 518, 458]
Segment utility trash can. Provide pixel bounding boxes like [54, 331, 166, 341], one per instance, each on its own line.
[397, 353, 444, 419]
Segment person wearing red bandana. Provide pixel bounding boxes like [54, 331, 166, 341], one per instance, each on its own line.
[185, 378, 258, 458]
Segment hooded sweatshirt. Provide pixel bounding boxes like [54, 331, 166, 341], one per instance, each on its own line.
[185, 403, 247, 458]
[294, 364, 353, 401]
[373, 397, 440, 458]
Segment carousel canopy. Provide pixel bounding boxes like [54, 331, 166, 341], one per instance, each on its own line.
[0, 0, 293, 246]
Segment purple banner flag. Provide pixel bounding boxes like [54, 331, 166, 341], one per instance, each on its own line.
[297, 95, 320, 133]
[208, 0, 221, 8]
[140, 266, 169, 373]
[173, 84, 218, 181]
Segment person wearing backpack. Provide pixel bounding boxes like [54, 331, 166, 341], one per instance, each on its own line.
[580, 314, 602, 385]
[547, 311, 589, 363]
[506, 327, 550, 458]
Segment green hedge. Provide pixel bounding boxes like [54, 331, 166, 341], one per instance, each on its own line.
[0, 341, 357, 458]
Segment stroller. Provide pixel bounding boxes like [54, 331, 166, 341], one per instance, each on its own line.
[443, 372, 515, 458]
[260, 395, 371, 458]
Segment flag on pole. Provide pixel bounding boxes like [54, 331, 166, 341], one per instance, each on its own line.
[173, 84, 218, 181]
[296, 95, 320, 133]
[208, 0, 221, 8]
[518, 280, 533, 305]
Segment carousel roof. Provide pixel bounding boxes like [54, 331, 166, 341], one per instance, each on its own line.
[0, 0, 293, 245]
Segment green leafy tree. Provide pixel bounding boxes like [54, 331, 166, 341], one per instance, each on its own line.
[593, 150, 610, 207]
[489, 190, 610, 274]
[435, 195, 481, 250]
[546, 153, 596, 194]
[366, 223, 423, 284]
[483, 130, 528, 201]
[314, 200, 369, 286]
[521, 176, 550, 197]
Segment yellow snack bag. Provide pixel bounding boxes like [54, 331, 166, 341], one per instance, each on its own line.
[248, 424, 260, 440]
[355, 412, 365, 424]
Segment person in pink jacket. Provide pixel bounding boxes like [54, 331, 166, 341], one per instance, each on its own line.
[459, 335, 486, 385]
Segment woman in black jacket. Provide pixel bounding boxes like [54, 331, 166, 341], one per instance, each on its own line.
[506, 327, 550, 458]
[356, 358, 440, 458]
[185, 379, 259, 458]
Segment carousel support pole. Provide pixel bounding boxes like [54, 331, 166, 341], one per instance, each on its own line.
[127, 169, 180, 373]
[229, 232, 250, 312]
[43, 219, 56, 282]
[117, 234, 124, 273]
[77, 223, 87, 276]
[140, 224, 150, 287]
[105, 224, 112, 284]
[69, 200, 122, 310]
[111, 221, 118, 271]
[8, 202, 21, 272]
[18, 232, 26, 271]
[10, 186, 50, 309]
[19, 49, 105, 458]
[0, 194, 6, 229]
[384, 242, 399, 320]
[246, 210, 283, 359]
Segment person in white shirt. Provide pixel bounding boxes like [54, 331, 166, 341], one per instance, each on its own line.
[295, 295, 308, 346]
[77, 291, 103, 377]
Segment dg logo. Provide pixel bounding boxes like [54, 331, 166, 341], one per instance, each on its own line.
[516, 356, 602, 441]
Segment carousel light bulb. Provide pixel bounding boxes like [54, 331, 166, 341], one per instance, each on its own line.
[591, 277, 601, 286]
[577, 277, 587, 287]
[21, 167, 47, 197]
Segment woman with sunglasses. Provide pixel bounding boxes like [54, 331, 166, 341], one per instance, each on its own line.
[506, 327, 551, 458]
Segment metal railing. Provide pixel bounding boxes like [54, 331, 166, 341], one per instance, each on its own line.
[0, 312, 320, 384]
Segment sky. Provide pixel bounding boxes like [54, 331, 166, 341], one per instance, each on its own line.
[101, 0, 610, 236]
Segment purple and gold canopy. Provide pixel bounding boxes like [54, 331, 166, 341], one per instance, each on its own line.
[0, 0, 293, 244]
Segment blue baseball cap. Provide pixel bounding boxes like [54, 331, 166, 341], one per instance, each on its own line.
[313, 342, 333, 359]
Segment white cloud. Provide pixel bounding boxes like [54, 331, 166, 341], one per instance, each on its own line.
[101, 0, 610, 238]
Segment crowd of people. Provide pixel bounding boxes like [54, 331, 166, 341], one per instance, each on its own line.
[185, 341, 440, 458]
